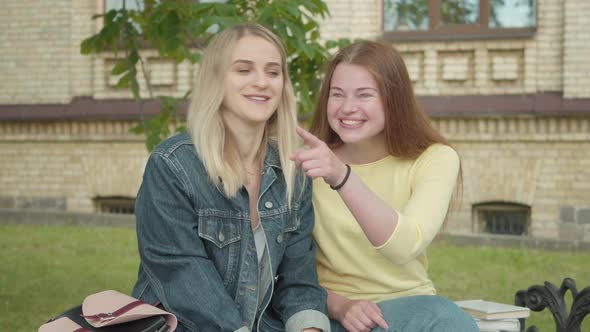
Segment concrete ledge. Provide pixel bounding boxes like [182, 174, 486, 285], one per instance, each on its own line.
[435, 233, 590, 251]
[2, 209, 590, 251]
[0, 208, 135, 228]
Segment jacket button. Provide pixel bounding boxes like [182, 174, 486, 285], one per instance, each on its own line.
[218, 232, 225, 242]
[264, 201, 273, 209]
[276, 234, 283, 243]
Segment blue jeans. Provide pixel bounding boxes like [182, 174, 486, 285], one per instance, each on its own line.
[330, 295, 478, 332]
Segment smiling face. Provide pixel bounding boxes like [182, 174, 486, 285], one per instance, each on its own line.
[327, 63, 387, 151]
[221, 35, 284, 131]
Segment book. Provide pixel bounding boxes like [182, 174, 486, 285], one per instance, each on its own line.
[475, 318, 520, 332]
[455, 299, 530, 320]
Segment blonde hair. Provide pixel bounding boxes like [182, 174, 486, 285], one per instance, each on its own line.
[187, 23, 299, 206]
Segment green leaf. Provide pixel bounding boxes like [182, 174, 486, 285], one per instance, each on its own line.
[213, 3, 237, 16]
[304, 20, 317, 33]
[325, 40, 337, 48]
[257, 5, 273, 22]
[186, 51, 201, 64]
[338, 38, 351, 48]
[128, 50, 140, 65]
[284, 20, 305, 42]
[80, 36, 96, 54]
[115, 73, 130, 89]
[146, 134, 160, 152]
[104, 9, 118, 25]
[282, 2, 301, 19]
[129, 123, 145, 134]
[110, 60, 128, 75]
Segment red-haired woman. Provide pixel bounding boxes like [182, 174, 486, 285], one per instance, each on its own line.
[291, 40, 478, 332]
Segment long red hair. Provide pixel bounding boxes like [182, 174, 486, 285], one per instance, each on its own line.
[310, 40, 448, 159]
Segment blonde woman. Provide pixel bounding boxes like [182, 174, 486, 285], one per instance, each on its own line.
[132, 23, 329, 332]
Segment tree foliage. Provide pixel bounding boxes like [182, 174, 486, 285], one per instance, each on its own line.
[81, 0, 348, 151]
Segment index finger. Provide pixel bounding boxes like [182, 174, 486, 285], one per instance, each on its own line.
[296, 126, 324, 148]
[364, 303, 389, 330]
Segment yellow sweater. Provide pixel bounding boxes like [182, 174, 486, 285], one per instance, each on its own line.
[312, 144, 460, 303]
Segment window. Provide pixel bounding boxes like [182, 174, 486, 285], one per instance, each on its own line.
[95, 197, 136, 215]
[383, 0, 537, 40]
[473, 202, 530, 236]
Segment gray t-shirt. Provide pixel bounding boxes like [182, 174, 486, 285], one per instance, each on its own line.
[252, 222, 266, 263]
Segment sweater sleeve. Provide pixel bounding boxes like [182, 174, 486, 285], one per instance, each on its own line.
[375, 145, 460, 264]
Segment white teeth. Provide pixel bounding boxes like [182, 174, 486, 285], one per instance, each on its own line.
[247, 96, 268, 101]
[342, 119, 362, 125]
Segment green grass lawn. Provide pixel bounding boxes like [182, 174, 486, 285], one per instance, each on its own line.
[1, 224, 589, 332]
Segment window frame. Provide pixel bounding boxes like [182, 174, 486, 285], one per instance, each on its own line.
[95, 196, 136, 215]
[472, 202, 531, 236]
[382, 0, 537, 41]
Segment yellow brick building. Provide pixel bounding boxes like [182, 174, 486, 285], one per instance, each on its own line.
[1, 0, 589, 241]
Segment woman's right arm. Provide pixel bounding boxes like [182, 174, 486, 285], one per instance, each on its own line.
[136, 152, 247, 332]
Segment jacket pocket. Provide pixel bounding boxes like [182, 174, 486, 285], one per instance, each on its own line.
[197, 215, 242, 287]
[198, 216, 241, 248]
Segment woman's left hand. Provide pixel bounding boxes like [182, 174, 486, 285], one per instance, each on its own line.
[290, 126, 348, 187]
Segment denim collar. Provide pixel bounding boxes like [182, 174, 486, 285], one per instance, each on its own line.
[264, 140, 281, 169]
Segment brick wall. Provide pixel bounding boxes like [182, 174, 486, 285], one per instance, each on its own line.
[1, 118, 589, 241]
[441, 117, 590, 240]
[321, 0, 380, 41]
[563, 0, 590, 98]
[0, 121, 148, 213]
[0, 0, 95, 104]
[535, 0, 564, 92]
[394, 40, 538, 96]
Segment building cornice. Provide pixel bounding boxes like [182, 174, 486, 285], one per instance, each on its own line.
[1, 118, 588, 143]
[421, 92, 590, 117]
[0, 93, 589, 122]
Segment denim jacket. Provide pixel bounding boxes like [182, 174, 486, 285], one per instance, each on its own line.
[132, 132, 329, 332]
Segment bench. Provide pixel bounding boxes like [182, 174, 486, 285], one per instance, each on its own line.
[515, 277, 590, 332]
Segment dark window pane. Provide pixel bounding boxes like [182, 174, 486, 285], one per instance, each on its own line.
[96, 197, 136, 215]
[490, 0, 536, 28]
[441, 0, 479, 25]
[481, 208, 528, 235]
[384, 0, 429, 31]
